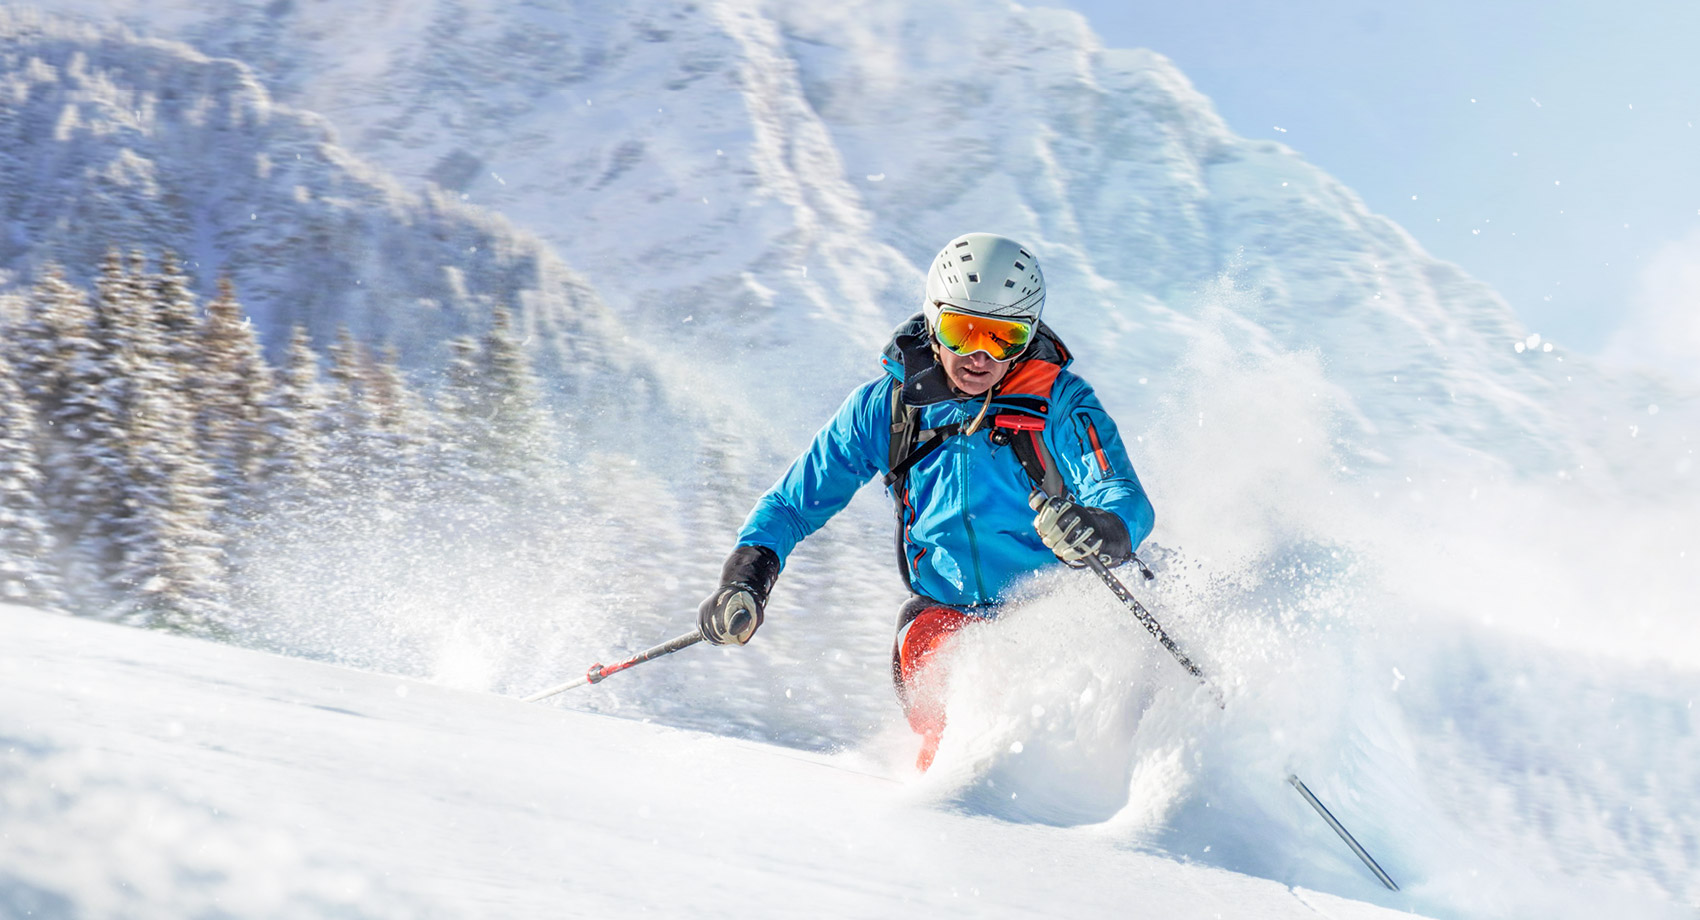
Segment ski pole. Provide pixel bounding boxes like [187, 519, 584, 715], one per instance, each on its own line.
[1082, 553, 1225, 708]
[1287, 774, 1400, 891]
[522, 628, 704, 703]
[1036, 488, 1224, 707]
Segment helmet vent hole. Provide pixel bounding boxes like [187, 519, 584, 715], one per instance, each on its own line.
[955, 240, 970, 248]
[959, 253, 974, 262]
[1003, 279, 1016, 288]
[966, 272, 979, 282]
[1019, 249, 1033, 259]
[1013, 260, 1025, 270]
[948, 274, 960, 284]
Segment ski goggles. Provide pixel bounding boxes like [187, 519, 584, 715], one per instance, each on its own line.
[933, 308, 1034, 362]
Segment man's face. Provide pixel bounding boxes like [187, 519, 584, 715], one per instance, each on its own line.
[935, 344, 1011, 396]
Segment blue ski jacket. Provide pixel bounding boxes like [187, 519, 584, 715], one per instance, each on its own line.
[736, 317, 1154, 608]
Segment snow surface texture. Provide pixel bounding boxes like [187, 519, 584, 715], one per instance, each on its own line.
[2, 2, 1697, 918]
[3, 603, 1429, 919]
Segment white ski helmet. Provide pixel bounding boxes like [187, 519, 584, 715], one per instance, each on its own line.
[923, 232, 1045, 332]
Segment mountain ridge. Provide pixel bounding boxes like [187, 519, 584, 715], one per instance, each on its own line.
[25, 0, 1693, 493]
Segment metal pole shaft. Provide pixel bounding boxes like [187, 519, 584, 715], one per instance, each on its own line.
[1287, 774, 1400, 891]
[523, 629, 705, 703]
[1084, 555, 1225, 708]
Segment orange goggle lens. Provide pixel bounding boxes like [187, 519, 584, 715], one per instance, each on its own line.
[934, 310, 1034, 362]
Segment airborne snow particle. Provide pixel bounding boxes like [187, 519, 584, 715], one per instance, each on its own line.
[1009, 742, 1024, 754]
[1648, 404, 1660, 416]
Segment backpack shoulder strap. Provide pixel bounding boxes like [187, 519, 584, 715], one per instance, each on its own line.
[885, 380, 922, 592]
[996, 414, 1068, 500]
[883, 381, 960, 488]
[887, 378, 919, 480]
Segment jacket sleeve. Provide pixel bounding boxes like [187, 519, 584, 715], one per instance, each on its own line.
[734, 378, 891, 567]
[1045, 375, 1155, 550]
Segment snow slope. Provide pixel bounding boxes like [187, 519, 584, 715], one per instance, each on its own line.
[2, 4, 1697, 919]
[1, 603, 1422, 919]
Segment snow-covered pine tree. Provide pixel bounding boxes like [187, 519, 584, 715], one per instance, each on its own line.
[151, 251, 203, 378]
[97, 250, 229, 632]
[0, 347, 65, 609]
[38, 252, 134, 605]
[198, 276, 274, 519]
[256, 324, 328, 513]
[480, 304, 553, 483]
[321, 326, 384, 503]
[365, 343, 430, 501]
[9, 267, 91, 417]
[434, 307, 556, 506]
[433, 333, 495, 500]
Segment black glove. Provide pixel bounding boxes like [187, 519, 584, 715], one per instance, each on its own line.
[1029, 492, 1132, 568]
[697, 545, 782, 645]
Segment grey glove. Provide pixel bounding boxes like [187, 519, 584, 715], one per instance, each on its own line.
[1029, 491, 1132, 567]
[697, 545, 781, 645]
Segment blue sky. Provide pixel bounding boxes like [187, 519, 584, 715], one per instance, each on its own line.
[1058, 0, 1700, 371]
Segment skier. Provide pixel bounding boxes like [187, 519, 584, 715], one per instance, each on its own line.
[698, 232, 1155, 770]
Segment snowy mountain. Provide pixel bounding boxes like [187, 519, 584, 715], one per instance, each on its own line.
[26, 0, 1696, 489]
[0, 9, 644, 398]
[3, 3, 1697, 918]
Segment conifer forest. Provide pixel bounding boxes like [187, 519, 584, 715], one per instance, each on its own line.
[0, 250, 564, 640]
